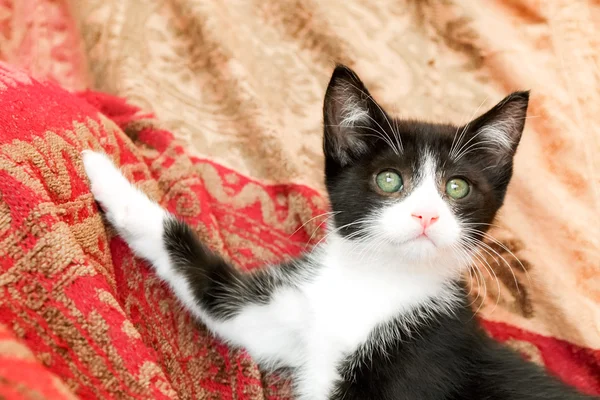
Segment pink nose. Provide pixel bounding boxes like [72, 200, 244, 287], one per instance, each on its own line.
[411, 210, 439, 229]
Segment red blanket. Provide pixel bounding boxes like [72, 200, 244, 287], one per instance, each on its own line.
[0, 64, 598, 399]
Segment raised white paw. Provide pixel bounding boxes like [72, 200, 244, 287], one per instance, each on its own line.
[81, 150, 168, 262]
[82, 150, 129, 199]
[82, 150, 134, 228]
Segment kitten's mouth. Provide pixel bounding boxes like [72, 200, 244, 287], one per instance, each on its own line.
[414, 234, 436, 246]
[388, 233, 437, 248]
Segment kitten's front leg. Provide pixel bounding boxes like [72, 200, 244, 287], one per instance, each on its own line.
[81, 151, 306, 368]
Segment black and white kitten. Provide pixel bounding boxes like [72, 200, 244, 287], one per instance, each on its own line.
[82, 66, 596, 400]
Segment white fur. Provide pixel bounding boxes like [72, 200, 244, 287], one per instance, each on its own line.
[340, 103, 369, 127]
[82, 151, 467, 400]
[339, 91, 369, 128]
[475, 121, 514, 151]
[453, 119, 517, 162]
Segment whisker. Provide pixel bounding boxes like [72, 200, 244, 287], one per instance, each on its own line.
[304, 217, 335, 250]
[450, 243, 478, 300]
[451, 243, 486, 309]
[311, 218, 379, 249]
[469, 247, 502, 315]
[462, 230, 525, 291]
[289, 211, 339, 238]
[470, 260, 488, 316]
[463, 228, 532, 285]
[364, 113, 401, 155]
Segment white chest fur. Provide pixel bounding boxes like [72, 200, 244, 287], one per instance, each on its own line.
[216, 235, 456, 400]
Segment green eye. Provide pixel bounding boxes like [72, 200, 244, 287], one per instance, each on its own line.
[446, 178, 470, 199]
[376, 170, 403, 193]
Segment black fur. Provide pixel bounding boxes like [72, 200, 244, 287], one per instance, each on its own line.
[161, 65, 596, 399]
[164, 218, 312, 320]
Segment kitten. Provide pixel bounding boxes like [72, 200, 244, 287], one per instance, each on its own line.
[82, 65, 596, 400]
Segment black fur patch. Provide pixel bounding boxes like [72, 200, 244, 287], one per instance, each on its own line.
[163, 218, 313, 320]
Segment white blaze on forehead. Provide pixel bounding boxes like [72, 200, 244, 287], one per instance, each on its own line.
[410, 156, 441, 213]
[418, 152, 438, 184]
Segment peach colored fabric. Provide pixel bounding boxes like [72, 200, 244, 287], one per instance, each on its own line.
[1, 0, 598, 356]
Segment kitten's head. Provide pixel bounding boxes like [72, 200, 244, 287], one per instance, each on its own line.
[323, 65, 528, 271]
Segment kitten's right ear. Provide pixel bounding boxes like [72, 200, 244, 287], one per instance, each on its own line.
[323, 65, 383, 166]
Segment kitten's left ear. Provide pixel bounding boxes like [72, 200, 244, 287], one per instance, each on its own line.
[461, 91, 530, 165]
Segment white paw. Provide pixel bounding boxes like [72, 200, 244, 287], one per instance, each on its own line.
[82, 150, 134, 228]
[81, 150, 168, 262]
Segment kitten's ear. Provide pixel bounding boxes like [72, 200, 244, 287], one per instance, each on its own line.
[323, 65, 386, 166]
[462, 91, 530, 166]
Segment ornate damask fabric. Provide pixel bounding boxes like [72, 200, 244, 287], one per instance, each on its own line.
[0, 0, 599, 398]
